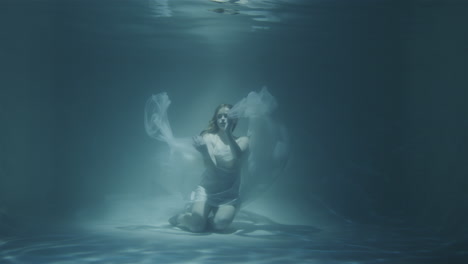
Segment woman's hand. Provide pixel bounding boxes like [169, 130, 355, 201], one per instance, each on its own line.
[192, 135, 206, 148]
[225, 119, 235, 135]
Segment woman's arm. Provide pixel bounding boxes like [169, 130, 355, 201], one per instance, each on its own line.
[192, 135, 211, 157]
[192, 135, 206, 150]
[225, 122, 248, 161]
[194, 134, 218, 166]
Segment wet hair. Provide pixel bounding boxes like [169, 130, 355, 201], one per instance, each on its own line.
[200, 104, 237, 135]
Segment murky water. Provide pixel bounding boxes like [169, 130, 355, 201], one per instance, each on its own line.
[1, 0, 467, 263]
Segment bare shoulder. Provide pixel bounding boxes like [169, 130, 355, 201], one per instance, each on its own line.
[236, 136, 249, 152]
[202, 133, 214, 144]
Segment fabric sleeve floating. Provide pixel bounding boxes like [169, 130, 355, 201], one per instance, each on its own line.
[144, 88, 290, 206]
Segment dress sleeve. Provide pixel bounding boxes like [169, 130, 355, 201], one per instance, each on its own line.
[144, 92, 203, 200]
[144, 92, 199, 157]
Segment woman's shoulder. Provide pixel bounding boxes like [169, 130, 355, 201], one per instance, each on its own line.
[202, 132, 216, 143]
[235, 136, 249, 142]
[235, 136, 249, 151]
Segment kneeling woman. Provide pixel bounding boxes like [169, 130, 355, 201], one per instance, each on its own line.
[170, 104, 249, 232]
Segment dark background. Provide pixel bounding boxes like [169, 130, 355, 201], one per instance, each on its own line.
[1, 0, 467, 239]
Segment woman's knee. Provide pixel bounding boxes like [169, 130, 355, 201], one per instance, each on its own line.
[212, 215, 233, 231]
[212, 205, 236, 231]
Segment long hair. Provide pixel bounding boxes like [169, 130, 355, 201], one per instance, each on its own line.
[200, 104, 237, 135]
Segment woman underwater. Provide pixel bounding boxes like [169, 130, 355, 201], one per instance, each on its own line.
[145, 88, 287, 233]
[169, 104, 249, 232]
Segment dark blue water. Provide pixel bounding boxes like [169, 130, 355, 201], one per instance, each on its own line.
[1, 0, 467, 263]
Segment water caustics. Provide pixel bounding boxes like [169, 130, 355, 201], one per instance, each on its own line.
[148, 0, 312, 25]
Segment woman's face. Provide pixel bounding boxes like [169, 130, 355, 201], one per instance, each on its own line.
[216, 107, 230, 131]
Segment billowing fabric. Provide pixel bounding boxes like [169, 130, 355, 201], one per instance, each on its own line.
[145, 87, 289, 207]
